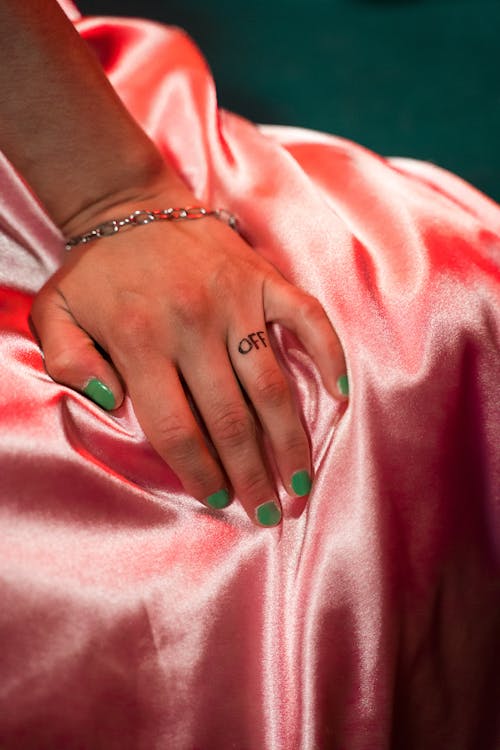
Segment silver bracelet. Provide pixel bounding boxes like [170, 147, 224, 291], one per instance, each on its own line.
[64, 207, 238, 251]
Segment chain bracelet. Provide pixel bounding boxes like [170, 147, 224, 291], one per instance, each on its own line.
[64, 207, 238, 251]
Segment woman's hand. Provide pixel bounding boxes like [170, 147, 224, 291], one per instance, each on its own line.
[1, 0, 346, 526]
[31, 183, 348, 527]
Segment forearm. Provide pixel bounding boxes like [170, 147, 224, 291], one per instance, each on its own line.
[0, 0, 175, 233]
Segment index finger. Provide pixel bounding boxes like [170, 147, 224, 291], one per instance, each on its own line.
[264, 279, 349, 399]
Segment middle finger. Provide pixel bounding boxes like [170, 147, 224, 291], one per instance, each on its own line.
[228, 321, 312, 500]
[180, 344, 283, 527]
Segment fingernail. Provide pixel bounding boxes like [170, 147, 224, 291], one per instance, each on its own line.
[291, 470, 312, 497]
[337, 374, 349, 397]
[256, 501, 282, 527]
[206, 488, 231, 509]
[84, 378, 116, 411]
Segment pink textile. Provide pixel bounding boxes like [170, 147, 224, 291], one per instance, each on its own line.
[1, 6, 499, 749]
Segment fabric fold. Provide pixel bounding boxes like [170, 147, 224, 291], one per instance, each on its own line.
[0, 5, 498, 749]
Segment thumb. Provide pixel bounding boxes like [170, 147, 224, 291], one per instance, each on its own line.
[30, 288, 124, 411]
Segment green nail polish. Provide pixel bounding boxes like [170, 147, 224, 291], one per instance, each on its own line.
[337, 374, 349, 397]
[84, 378, 116, 411]
[291, 470, 312, 497]
[256, 501, 282, 527]
[206, 488, 230, 509]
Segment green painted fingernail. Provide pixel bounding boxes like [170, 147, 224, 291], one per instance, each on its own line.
[291, 470, 312, 497]
[206, 488, 231, 509]
[84, 378, 116, 411]
[256, 501, 282, 527]
[337, 374, 349, 396]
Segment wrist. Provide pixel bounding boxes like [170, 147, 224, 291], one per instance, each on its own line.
[59, 157, 195, 239]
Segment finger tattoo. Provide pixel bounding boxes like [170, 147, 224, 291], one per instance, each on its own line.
[238, 331, 267, 355]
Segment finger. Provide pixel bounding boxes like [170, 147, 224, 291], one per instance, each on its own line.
[115, 351, 231, 511]
[263, 278, 349, 399]
[229, 324, 312, 500]
[30, 288, 123, 411]
[179, 345, 282, 527]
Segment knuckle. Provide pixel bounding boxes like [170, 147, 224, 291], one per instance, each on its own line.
[236, 470, 272, 503]
[185, 469, 221, 500]
[300, 294, 327, 324]
[170, 287, 210, 331]
[45, 350, 76, 382]
[211, 406, 254, 448]
[282, 429, 308, 457]
[30, 285, 58, 325]
[208, 263, 253, 298]
[208, 266, 235, 297]
[154, 417, 200, 464]
[113, 305, 153, 348]
[253, 367, 289, 407]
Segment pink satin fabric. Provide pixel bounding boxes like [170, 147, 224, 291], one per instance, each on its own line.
[1, 3, 499, 748]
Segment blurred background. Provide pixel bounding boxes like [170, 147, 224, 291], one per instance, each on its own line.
[79, 0, 500, 201]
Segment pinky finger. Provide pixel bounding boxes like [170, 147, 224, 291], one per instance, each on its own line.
[30, 288, 124, 411]
[263, 278, 349, 400]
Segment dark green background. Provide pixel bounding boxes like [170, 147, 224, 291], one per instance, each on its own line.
[79, 0, 500, 202]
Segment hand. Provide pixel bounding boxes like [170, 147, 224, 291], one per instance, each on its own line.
[31, 182, 348, 527]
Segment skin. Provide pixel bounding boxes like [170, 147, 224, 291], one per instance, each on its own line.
[1, 0, 347, 526]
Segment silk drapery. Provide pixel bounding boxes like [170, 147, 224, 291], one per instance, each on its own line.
[0, 3, 499, 748]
